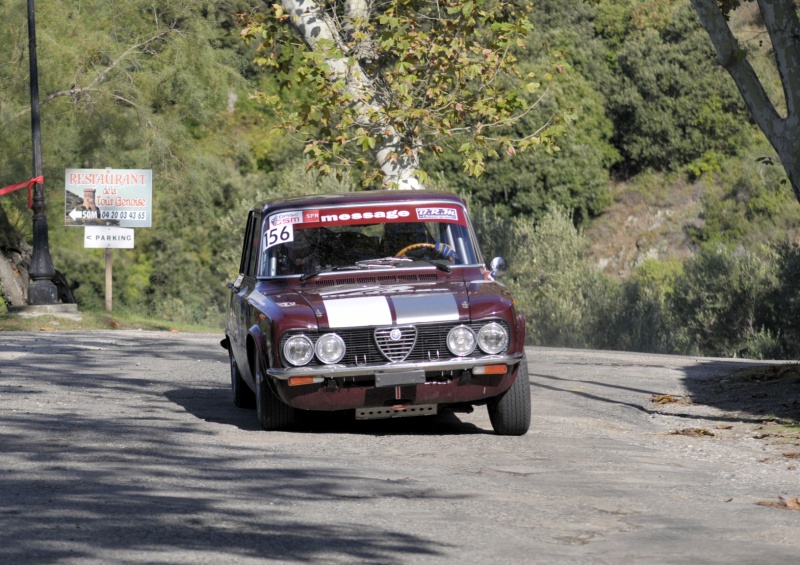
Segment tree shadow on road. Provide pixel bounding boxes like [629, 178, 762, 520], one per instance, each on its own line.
[680, 360, 800, 424]
[0, 333, 461, 564]
[531, 363, 799, 426]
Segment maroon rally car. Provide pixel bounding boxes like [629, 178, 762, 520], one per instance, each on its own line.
[221, 191, 531, 435]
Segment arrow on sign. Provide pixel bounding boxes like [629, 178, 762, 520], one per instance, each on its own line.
[69, 208, 98, 220]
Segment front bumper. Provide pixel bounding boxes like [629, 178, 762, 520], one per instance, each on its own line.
[265, 352, 523, 380]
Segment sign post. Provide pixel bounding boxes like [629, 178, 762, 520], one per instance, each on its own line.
[83, 226, 135, 311]
[65, 169, 150, 312]
[105, 248, 112, 312]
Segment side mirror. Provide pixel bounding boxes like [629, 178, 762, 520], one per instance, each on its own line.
[228, 274, 245, 291]
[488, 257, 507, 278]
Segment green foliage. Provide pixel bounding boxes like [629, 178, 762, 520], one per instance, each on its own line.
[668, 246, 776, 357]
[473, 204, 610, 347]
[473, 205, 800, 359]
[426, 0, 617, 222]
[762, 243, 800, 359]
[689, 141, 798, 248]
[2, 0, 798, 357]
[0, 0, 257, 325]
[241, 0, 563, 186]
[602, 2, 756, 174]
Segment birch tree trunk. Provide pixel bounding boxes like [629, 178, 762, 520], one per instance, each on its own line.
[690, 0, 800, 202]
[283, 0, 423, 189]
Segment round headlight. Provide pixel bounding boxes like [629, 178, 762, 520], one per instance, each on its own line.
[477, 322, 508, 354]
[447, 325, 476, 356]
[314, 333, 346, 364]
[283, 335, 314, 366]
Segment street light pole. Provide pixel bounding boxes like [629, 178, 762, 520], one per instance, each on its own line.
[26, 0, 58, 305]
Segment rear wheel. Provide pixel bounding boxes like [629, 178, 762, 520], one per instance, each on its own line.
[487, 354, 531, 436]
[255, 354, 296, 431]
[230, 350, 255, 409]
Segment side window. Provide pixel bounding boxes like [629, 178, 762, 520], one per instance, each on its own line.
[239, 212, 263, 277]
[245, 213, 262, 278]
[238, 213, 255, 275]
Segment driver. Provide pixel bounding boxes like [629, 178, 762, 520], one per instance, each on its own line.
[381, 222, 432, 257]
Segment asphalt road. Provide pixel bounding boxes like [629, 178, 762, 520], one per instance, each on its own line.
[1, 331, 798, 564]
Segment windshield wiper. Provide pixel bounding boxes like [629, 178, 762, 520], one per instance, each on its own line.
[299, 265, 362, 283]
[359, 256, 452, 273]
[416, 258, 452, 273]
[300, 256, 450, 282]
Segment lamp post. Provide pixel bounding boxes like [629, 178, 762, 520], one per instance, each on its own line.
[26, 0, 58, 305]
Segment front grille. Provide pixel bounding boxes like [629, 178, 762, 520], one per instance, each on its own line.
[374, 326, 417, 361]
[279, 320, 510, 367]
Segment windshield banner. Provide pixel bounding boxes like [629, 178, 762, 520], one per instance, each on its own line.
[270, 204, 466, 228]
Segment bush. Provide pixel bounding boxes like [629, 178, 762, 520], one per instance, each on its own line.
[593, 259, 683, 354]
[763, 243, 800, 359]
[474, 204, 614, 348]
[669, 246, 776, 357]
[475, 204, 800, 359]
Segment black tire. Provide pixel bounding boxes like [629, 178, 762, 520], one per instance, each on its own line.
[230, 350, 255, 409]
[487, 354, 531, 436]
[255, 355, 296, 431]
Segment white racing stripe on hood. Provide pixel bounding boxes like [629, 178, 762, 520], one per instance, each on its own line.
[392, 293, 459, 324]
[324, 296, 392, 328]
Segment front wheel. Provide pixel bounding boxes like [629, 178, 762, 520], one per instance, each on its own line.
[255, 354, 296, 431]
[230, 349, 255, 409]
[487, 354, 531, 436]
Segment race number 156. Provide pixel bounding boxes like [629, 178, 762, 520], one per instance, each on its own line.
[265, 224, 294, 249]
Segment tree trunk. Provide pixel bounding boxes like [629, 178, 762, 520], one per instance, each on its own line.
[690, 0, 800, 202]
[283, 0, 424, 189]
[0, 206, 30, 308]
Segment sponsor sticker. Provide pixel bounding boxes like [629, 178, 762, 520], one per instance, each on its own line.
[270, 211, 303, 227]
[295, 204, 467, 227]
[319, 209, 411, 223]
[416, 207, 459, 222]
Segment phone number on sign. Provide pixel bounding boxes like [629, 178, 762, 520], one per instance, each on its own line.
[100, 210, 148, 221]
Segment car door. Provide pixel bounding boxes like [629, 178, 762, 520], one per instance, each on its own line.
[228, 211, 262, 383]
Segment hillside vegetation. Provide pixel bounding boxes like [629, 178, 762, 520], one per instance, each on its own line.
[1, 0, 798, 358]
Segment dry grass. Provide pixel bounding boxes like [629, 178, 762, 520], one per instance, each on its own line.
[0, 309, 220, 333]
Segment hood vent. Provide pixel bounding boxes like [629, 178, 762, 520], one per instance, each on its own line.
[314, 273, 438, 286]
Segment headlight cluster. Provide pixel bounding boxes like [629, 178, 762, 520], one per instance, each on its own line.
[283, 333, 345, 366]
[446, 322, 508, 357]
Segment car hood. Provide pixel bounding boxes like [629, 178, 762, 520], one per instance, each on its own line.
[293, 281, 472, 329]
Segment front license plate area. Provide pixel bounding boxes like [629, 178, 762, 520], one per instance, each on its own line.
[374, 370, 426, 388]
[356, 404, 438, 420]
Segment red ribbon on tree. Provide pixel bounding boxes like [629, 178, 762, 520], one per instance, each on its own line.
[0, 176, 43, 209]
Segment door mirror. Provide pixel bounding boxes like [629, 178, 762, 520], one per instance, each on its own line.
[229, 274, 245, 291]
[489, 257, 507, 277]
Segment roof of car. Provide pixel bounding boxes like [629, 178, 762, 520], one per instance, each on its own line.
[255, 190, 467, 215]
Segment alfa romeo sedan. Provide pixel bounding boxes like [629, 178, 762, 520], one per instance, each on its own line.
[221, 190, 530, 435]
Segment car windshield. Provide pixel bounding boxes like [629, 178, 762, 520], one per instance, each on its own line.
[259, 203, 481, 277]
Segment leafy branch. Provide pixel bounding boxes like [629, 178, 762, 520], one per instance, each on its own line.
[241, 0, 565, 186]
